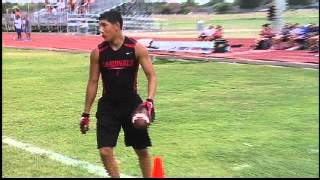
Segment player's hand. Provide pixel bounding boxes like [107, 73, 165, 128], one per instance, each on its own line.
[144, 99, 155, 122]
[80, 113, 90, 134]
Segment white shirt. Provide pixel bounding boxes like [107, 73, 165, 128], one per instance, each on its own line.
[14, 18, 22, 29]
[57, 2, 66, 11]
[51, 8, 57, 15]
[201, 28, 215, 36]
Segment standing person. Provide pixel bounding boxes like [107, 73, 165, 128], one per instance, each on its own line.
[24, 15, 32, 40]
[14, 15, 23, 40]
[80, 11, 157, 178]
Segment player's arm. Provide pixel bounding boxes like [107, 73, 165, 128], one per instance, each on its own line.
[135, 43, 157, 121]
[80, 48, 100, 134]
[135, 43, 157, 100]
[83, 48, 100, 114]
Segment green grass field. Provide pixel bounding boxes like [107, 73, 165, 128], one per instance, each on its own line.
[2, 48, 319, 177]
[152, 9, 319, 37]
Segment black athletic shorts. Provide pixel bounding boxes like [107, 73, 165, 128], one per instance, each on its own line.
[95, 95, 152, 149]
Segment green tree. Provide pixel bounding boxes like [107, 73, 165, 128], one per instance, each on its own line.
[203, 0, 224, 7]
[186, 0, 197, 6]
[287, 0, 314, 6]
[235, 0, 261, 9]
[161, 5, 173, 14]
[213, 3, 233, 14]
[177, 0, 199, 14]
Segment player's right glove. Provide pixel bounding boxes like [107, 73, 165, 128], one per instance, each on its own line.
[80, 113, 90, 134]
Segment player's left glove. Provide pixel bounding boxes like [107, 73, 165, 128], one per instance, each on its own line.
[80, 113, 90, 134]
[143, 99, 155, 122]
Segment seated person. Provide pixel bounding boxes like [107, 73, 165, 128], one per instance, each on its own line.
[305, 24, 319, 38]
[259, 23, 275, 39]
[253, 24, 275, 50]
[198, 25, 215, 41]
[204, 25, 224, 41]
[305, 24, 319, 52]
[307, 35, 319, 52]
[271, 23, 294, 50]
[286, 24, 309, 50]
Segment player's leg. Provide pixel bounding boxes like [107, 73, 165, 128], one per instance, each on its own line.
[96, 98, 122, 177]
[122, 118, 152, 178]
[99, 147, 120, 177]
[97, 122, 121, 177]
[17, 29, 21, 39]
[122, 95, 152, 177]
[133, 147, 152, 178]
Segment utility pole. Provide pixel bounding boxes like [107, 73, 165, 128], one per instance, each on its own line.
[270, 0, 287, 34]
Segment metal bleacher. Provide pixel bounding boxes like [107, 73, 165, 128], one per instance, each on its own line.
[88, 0, 124, 14]
[2, 0, 163, 33]
[66, 0, 163, 34]
[66, 13, 99, 34]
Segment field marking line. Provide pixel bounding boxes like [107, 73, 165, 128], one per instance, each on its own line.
[2, 136, 136, 178]
[231, 164, 251, 171]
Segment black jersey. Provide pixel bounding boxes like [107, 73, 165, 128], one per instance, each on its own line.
[98, 36, 139, 100]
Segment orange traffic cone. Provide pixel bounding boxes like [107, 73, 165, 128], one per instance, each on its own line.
[152, 156, 165, 178]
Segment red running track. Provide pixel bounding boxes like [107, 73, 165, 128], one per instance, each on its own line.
[2, 32, 319, 66]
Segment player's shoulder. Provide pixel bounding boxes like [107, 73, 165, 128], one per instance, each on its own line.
[96, 41, 110, 54]
[122, 36, 138, 49]
[97, 41, 109, 49]
[125, 36, 137, 44]
[124, 36, 145, 49]
[90, 47, 100, 61]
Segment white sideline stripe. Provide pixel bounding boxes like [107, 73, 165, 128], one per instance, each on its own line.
[2, 136, 135, 178]
[232, 164, 251, 171]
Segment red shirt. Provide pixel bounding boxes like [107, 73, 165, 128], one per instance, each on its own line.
[260, 27, 274, 38]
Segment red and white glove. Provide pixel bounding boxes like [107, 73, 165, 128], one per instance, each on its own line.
[144, 99, 155, 122]
[80, 113, 90, 134]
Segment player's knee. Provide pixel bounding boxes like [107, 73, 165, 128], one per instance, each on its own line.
[134, 148, 149, 158]
[99, 147, 114, 158]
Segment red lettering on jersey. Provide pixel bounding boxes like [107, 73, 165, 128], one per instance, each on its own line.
[103, 59, 134, 69]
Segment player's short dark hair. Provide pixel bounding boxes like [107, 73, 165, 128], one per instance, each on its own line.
[99, 10, 123, 30]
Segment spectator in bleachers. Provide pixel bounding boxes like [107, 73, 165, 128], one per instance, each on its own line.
[68, 0, 77, 14]
[46, 4, 51, 13]
[44, 0, 49, 6]
[57, 0, 66, 12]
[253, 23, 275, 50]
[50, 6, 58, 15]
[79, 0, 89, 14]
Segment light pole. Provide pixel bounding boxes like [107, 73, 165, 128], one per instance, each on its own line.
[271, 0, 287, 34]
